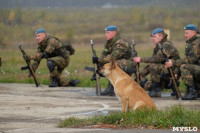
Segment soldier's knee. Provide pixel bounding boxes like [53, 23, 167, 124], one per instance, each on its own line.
[47, 60, 55, 72]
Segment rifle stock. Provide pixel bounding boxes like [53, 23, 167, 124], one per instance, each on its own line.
[90, 40, 101, 95]
[158, 43, 181, 99]
[18, 44, 40, 87]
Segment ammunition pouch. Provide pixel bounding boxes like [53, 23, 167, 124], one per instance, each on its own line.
[64, 44, 75, 55]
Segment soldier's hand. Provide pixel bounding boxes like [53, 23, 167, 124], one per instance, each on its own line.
[92, 56, 98, 64]
[133, 57, 141, 64]
[175, 74, 178, 79]
[165, 59, 172, 68]
[23, 54, 30, 62]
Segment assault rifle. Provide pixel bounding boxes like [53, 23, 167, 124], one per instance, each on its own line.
[158, 43, 181, 99]
[18, 44, 40, 87]
[132, 40, 140, 84]
[90, 40, 101, 95]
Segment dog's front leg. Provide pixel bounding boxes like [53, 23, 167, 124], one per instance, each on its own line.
[121, 96, 129, 113]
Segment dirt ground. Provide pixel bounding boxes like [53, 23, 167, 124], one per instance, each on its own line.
[0, 83, 199, 133]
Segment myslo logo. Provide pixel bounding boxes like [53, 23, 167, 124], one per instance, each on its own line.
[172, 127, 198, 132]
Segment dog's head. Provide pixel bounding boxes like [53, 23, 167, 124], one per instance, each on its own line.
[100, 58, 116, 77]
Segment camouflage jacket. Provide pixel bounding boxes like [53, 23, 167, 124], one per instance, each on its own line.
[173, 34, 200, 66]
[98, 32, 137, 65]
[30, 35, 70, 70]
[141, 34, 180, 74]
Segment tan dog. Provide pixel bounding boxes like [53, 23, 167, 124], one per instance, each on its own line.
[100, 61, 157, 112]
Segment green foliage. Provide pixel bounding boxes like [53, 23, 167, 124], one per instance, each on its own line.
[58, 105, 200, 129]
[0, 6, 199, 45]
[0, 6, 198, 89]
[58, 117, 87, 128]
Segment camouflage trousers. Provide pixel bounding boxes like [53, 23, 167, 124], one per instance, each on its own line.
[48, 56, 70, 84]
[180, 64, 200, 86]
[140, 63, 169, 83]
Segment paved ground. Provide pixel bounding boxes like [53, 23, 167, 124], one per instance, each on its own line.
[0, 83, 199, 133]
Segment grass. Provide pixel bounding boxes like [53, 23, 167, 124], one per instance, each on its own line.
[0, 41, 187, 91]
[58, 105, 200, 129]
[0, 44, 110, 88]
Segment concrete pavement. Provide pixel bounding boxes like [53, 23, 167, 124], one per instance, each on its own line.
[0, 83, 199, 133]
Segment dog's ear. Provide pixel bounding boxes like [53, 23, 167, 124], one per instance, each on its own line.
[110, 57, 116, 69]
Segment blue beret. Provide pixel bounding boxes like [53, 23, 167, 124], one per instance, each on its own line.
[184, 24, 198, 31]
[105, 25, 118, 31]
[35, 28, 46, 34]
[151, 28, 164, 36]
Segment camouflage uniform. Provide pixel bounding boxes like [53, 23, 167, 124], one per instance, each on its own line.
[30, 35, 70, 85]
[172, 34, 200, 89]
[140, 34, 180, 83]
[98, 32, 136, 74]
[140, 34, 180, 96]
[97, 31, 136, 96]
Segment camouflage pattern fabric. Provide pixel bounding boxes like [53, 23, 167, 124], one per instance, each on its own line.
[173, 34, 200, 86]
[98, 32, 136, 72]
[140, 34, 180, 83]
[29, 35, 70, 84]
[140, 63, 169, 83]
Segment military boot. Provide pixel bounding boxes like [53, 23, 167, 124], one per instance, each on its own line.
[148, 82, 161, 97]
[100, 82, 115, 96]
[182, 85, 197, 100]
[171, 88, 176, 96]
[49, 77, 60, 87]
[197, 91, 200, 98]
[168, 80, 180, 96]
[197, 90, 200, 98]
[69, 80, 80, 86]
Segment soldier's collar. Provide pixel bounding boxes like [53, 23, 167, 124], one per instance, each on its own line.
[186, 35, 199, 44]
[106, 33, 120, 44]
[39, 35, 49, 45]
[160, 33, 168, 44]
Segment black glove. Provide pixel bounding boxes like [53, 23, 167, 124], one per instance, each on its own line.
[23, 54, 30, 61]
[92, 56, 98, 64]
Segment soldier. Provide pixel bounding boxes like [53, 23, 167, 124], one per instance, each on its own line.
[166, 24, 200, 100]
[92, 25, 136, 96]
[134, 28, 180, 97]
[24, 28, 79, 87]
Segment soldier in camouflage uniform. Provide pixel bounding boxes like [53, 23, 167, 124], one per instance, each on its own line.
[92, 25, 136, 96]
[166, 24, 200, 100]
[24, 28, 79, 87]
[134, 28, 180, 97]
